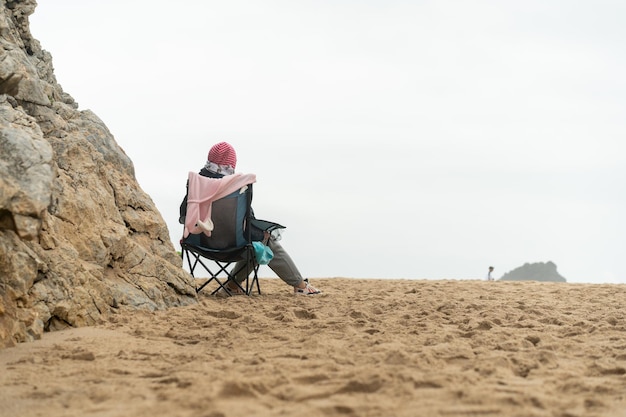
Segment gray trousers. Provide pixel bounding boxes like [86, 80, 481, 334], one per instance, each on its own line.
[233, 239, 304, 287]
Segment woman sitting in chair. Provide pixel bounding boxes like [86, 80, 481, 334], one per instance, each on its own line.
[185, 141, 321, 296]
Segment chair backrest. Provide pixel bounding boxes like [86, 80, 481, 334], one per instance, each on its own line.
[183, 185, 252, 251]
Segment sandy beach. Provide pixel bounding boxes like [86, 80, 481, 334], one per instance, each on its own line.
[1, 278, 626, 417]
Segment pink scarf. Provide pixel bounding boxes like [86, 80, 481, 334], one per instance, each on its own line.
[183, 172, 256, 237]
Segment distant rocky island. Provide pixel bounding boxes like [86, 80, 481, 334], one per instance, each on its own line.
[499, 261, 567, 283]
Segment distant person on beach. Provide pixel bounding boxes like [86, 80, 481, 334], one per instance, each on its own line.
[486, 266, 495, 281]
[180, 141, 321, 296]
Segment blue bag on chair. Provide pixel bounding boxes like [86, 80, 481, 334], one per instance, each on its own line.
[252, 241, 274, 265]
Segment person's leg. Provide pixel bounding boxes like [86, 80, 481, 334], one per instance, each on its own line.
[231, 258, 255, 285]
[266, 239, 304, 287]
[231, 240, 320, 294]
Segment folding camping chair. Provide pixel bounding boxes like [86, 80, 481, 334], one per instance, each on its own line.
[180, 182, 260, 296]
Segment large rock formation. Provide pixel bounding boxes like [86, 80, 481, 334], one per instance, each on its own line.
[0, 0, 196, 348]
[500, 261, 567, 283]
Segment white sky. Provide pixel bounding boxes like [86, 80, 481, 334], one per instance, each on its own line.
[29, 1, 626, 283]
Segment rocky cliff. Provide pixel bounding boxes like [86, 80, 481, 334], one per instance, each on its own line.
[0, 0, 196, 348]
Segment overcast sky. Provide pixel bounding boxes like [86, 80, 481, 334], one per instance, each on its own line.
[30, 1, 625, 283]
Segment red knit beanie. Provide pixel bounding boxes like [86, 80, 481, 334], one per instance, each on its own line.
[208, 142, 237, 168]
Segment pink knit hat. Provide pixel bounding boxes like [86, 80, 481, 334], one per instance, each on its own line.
[208, 142, 237, 168]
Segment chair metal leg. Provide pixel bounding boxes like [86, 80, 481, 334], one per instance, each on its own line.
[181, 246, 262, 297]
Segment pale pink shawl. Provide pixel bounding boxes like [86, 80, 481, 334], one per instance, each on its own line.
[183, 171, 256, 237]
